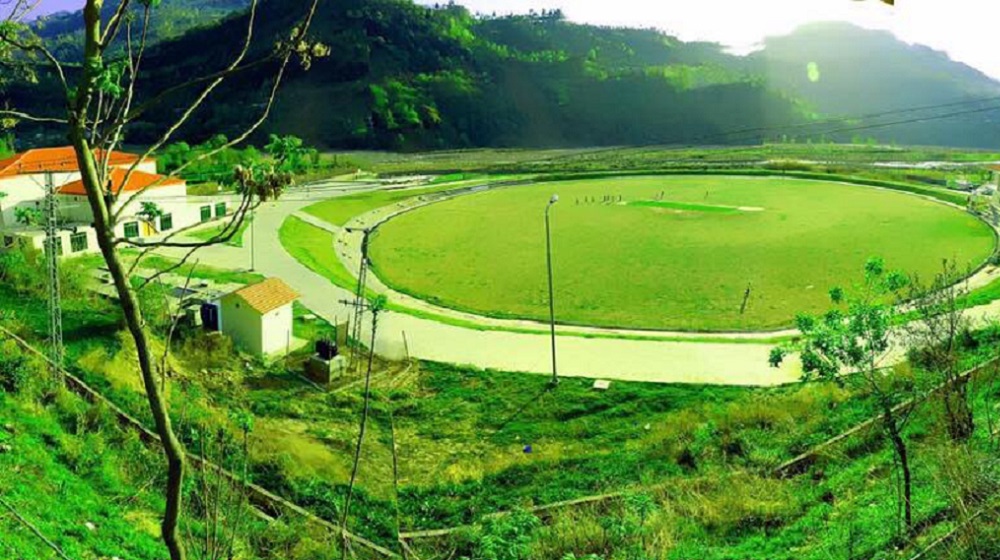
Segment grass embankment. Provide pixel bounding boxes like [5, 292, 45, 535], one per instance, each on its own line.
[278, 216, 362, 296]
[0, 385, 166, 559]
[369, 175, 994, 332]
[337, 144, 1000, 176]
[303, 174, 528, 226]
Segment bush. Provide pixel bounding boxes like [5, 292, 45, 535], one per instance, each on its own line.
[178, 330, 238, 372]
[0, 339, 49, 396]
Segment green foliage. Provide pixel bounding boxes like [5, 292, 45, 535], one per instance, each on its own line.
[137, 201, 165, 222]
[14, 206, 42, 226]
[0, 339, 46, 395]
[0, 133, 14, 157]
[463, 509, 541, 560]
[157, 136, 262, 185]
[772, 257, 908, 381]
[265, 134, 315, 174]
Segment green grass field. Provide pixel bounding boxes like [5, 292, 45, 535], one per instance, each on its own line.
[369, 175, 995, 331]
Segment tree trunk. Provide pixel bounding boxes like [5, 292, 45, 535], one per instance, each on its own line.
[73, 3, 187, 557]
[883, 408, 912, 533]
[70, 135, 188, 560]
[946, 377, 974, 442]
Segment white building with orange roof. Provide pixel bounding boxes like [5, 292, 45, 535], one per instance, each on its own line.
[216, 277, 301, 358]
[0, 146, 156, 229]
[0, 146, 230, 256]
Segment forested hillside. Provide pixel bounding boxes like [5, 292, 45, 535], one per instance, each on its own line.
[31, 0, 251, 60]
[8, 0, 1000, 150]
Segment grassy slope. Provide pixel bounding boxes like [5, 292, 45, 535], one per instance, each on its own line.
[0, 391, 165, 559]
[4, 268, 1000, 557]
[369, 176, 995, 331]
[279, 216, 363, 294]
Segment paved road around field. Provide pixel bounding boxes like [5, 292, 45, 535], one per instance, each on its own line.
[156, 180, 1000, 386]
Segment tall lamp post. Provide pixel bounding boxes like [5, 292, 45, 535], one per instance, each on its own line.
[545, 194, 559, 385]
[249, 208, 256, 272]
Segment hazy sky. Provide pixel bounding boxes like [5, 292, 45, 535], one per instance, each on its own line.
[8, 0, 1000, 79]
[419, 0, 1000, 79]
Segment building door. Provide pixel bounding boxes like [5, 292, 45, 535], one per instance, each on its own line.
[200, 303, 220, 331]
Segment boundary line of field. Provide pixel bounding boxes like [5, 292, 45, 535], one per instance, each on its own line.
[353, 171, 997, 336]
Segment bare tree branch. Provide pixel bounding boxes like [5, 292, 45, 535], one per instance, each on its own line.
[111, 0, 262, 216]
[0, 108, 67, 124]
[114, 44, 292, 222]
[2, 0, 43, 24]
[100, 0, 132, 48]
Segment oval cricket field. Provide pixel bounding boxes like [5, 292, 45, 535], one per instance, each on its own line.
[367, 176, 996, 332]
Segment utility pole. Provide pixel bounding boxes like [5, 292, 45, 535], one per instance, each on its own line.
[44, 172, 63, 376]
[545, 194, 559, 385]
[346, 227, 372, 372]
[249, 208, 256, 271]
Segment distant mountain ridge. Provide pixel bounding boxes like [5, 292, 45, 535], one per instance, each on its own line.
[8, 2, 1000, 150]
[745, 22, 1000, 147]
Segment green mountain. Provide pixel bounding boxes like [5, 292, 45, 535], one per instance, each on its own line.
[8, 1, 1000, 150]
[117, 0, 801, 150]
[31, 0, 251, 60]
[746, 22, 1000, 147]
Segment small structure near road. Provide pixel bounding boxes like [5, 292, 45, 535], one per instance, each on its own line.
[218, 278, 300, 358]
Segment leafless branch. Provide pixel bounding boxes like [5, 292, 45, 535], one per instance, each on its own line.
[100, 0, 132, 49]
[2, 0, 42, 23]
[0, 108, 67, 124]
[125, 54, 280, 124]
[112, 0, 261, 215]
[114, 46, 290, 222]
[126, 199, 256, 292]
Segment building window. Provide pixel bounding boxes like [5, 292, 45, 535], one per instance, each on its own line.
[160, 213, 173, 231]
[200, 205, 212, 223]
[215, 202, 227, 218]
[124, 222, 139, 239]
[70, 232, 88, 253]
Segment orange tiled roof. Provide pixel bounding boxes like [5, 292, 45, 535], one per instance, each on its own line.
[0, 146, 146, 178]
[58, 168, 184, 196]
[228, 278, 299, 314]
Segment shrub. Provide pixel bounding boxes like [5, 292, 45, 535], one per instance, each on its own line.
[0, 339, 50, 397]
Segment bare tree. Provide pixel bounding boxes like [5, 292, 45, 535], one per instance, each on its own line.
[0, 2, 324, 559]
[906, 260, 975, 441]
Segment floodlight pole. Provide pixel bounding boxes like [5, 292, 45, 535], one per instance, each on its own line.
[545, 194, 559, 385]
[249, 207, 256, 272]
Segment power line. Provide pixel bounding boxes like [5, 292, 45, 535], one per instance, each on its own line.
[684, 94, 1000, 145]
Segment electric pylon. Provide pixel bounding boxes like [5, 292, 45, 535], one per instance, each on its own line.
[44, 172, 64, 375]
